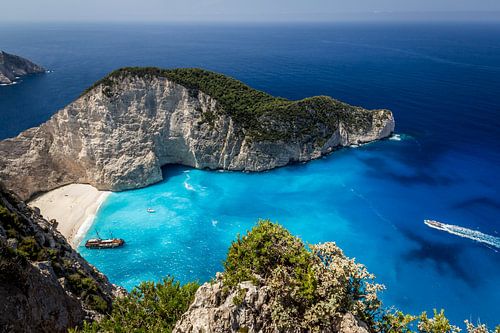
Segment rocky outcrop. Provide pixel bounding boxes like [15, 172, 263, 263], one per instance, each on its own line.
[0, 50, 45, 85]
[0, 247, 85, 333]
[173, 274, 370, 333]
[0, 185, 124, 332]
[174, 278, 273, 333]
[0, 68, 394, 200]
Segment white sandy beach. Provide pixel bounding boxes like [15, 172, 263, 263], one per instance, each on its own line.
[29, 184, 110, 247]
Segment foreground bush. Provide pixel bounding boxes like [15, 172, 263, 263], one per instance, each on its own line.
[224, 219, 384, 330]
[72, 277, 198, 333]
[379, 309, 500, 333]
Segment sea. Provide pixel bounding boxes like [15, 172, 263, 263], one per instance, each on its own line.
[0, 22, 499, 326]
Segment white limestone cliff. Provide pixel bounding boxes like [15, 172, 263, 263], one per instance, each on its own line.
[0, 71, 394, 200]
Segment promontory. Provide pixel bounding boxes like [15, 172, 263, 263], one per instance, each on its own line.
[0, 50, 45, 85]
[0, 67, 394, 200]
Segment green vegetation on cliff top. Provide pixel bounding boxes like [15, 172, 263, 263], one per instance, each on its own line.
[83, 67, 387, 141]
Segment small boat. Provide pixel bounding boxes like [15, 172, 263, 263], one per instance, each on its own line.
[85, 238, 125, 249]
[147, 208, 156, 213]
[85, 230, 125, 249]
[424, 219, 443, 228]
[424, 219, 447, 231]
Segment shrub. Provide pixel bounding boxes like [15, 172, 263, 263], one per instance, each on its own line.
[464, 320, 500, 333]
[0, 241, 28, 288]
[232, 287, 247, 306]
[418, 309, 461, 333]
[17, 236, 41, 261]
[72, 277, 199, 333]
[67, 271, 107, 310]
[88, 295, 109, 313]
[223, 220, 384, 331]
[377, 310, 417, 333]
[375, 309, 500, 333]
[46, 248, 59, 261]
[0, 203, 23, 238]
[223, 219, 312, 288]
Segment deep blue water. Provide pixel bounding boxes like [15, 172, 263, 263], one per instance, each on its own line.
[1, 23, 499, 326]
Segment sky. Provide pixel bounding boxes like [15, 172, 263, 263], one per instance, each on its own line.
[1, 0, 500, 22]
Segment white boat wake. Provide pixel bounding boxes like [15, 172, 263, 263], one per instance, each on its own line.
[183, 181, 195, 191]
[424, 220, 500, 250]
[183, 174, 196, 191]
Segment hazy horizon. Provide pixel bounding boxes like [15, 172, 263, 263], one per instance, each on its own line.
[1, 0, 500, 23]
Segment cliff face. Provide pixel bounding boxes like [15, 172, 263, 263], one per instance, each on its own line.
[0, 185, 123, 333]
[0, 68, 394, 200]
[0, 51, 45, 85]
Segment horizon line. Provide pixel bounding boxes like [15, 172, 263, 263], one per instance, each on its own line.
[1, 10, 500, 24]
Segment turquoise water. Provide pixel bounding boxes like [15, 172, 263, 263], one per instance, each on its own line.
[80, 137, 500, 325]
[1, 23, 499, 325]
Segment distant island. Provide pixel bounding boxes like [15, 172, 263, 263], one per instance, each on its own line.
[0, 50, 45, 85]
[0, 67, 394, 200]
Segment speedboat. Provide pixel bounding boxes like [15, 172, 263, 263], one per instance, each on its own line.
[424, 220, 442, 227]
[424, 219, 446, 230]
[147, 208, 156, 213]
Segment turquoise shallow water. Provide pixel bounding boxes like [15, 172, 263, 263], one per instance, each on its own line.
[79, 136, 500, 325]
[1, 23, 499, 326]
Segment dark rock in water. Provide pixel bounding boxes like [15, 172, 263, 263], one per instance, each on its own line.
[0, 184, 125, 332]
[0, 50, 46, 85]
